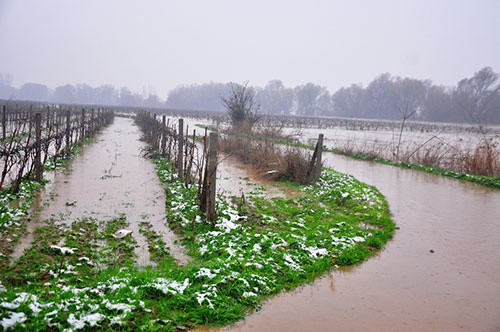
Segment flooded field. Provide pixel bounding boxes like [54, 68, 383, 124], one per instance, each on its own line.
[209, 152, 500, 332]
[11, 117, 190, 265]
[281, 123, 500, 163]
[142, 115, 500, 332]
[3, 113, 499, 331]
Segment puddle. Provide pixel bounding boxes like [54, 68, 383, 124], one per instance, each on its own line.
[11, 117, 190, 266]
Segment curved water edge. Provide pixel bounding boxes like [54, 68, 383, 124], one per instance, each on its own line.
[0, 118, 395, 330]
[3, 116, 498, 330]
[209, 151, 500, 332]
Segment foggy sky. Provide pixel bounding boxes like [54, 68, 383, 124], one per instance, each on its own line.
[1, 0, 499, 99]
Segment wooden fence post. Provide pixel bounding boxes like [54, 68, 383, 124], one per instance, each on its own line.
[81, 108, 85, 141]
[2, 105, 6, 140]
[207, 132, 218, 226]
[35, 112, 42, 181]
[153, 114, 159, 150]
[46, 106, 50, 129]
[308, 133, 323, 183]
[313, 133, 323, 180]
[178, 118, 184, 178]
[65, 109, 71, 155]
[91, 108, 95, 134]
[161, 115, 166, 155]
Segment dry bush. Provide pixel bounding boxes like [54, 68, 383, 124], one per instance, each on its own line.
[219, 135, 312, 184]
[337, 135, 500, 177]
[334, 138, 385, 160]
[402, 141, 450, 168]
[459, 139, 500, 176]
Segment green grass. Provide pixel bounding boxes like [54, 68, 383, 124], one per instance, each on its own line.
[194, 124, 217, 132]
[0, 123, 112, 276]
[0, 158, 394, 331]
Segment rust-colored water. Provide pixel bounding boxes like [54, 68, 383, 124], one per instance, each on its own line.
[11, 117, 190, 265]
[205, 152, 500, 332]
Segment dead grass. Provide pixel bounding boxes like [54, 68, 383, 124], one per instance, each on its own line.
[336, 136, 500, 177]
[220, 133, 312, 184]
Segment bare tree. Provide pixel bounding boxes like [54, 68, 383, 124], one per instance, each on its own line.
[454, 66, 500, 127]
[221, 81, 261, 130]
[258, 80, 294, 115]
[391, 78, 428, 158]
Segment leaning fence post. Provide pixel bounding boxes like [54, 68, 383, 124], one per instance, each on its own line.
[178, 118, 184, 178]
[207, 132, 218, 225]
[307, 133, 324, 183]
[313, 134, 323, 181]
[65, 109, 71, 155]
[35, 112, 42, 181]
[2, 105, 6, 140]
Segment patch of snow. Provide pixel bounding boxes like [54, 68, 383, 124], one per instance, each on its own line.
[242, 291, 257, 298]
[195, 268, 217, 279]
[50, 245, 78, 255]
[1, 312, 27, 330]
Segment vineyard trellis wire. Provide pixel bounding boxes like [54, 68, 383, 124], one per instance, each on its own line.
[0, 102, 114, 193]
[134, 111, 220, 226]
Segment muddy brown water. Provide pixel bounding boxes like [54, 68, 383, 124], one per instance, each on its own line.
[217, 155, 296, 199]
[11, 117, 190, 265]
[202, 152, 500, 332]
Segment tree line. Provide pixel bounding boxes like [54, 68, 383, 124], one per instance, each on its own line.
[167, 67, 500, 125]
[0, 75, 164, 108]
[1, 66, 499, 124]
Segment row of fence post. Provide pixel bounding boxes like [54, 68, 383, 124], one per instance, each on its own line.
[29, 107, 112, 183]
[137, 112, 219, 225]
[173, 117, 218, 225]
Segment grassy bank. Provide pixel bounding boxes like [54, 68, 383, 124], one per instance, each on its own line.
[0, 158, 394, 331]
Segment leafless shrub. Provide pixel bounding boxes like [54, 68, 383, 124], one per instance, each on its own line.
[219, 135, 312, 184]
[336, 135, 500, 177]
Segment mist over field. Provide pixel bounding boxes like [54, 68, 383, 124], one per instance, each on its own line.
[1, 0, 499, 123]
[2, 2, 500, 331]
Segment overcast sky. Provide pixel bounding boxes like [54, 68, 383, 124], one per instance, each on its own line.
[1, 0, 499, 99]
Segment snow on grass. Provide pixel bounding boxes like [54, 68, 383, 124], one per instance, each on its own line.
[0, 159, 393, 331]
[1, 312, 27, 330]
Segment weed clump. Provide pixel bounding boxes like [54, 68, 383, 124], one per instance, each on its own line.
[220, 134, 313, 184]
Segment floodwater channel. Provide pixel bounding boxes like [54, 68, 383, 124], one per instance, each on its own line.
[11, 116, 190, 265]
[209, 151, 500, 331]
